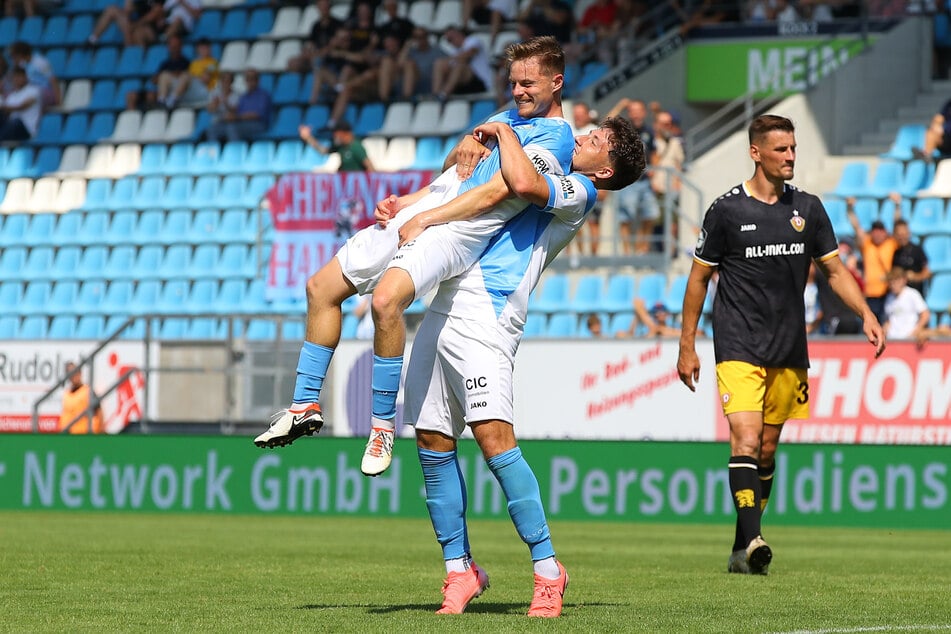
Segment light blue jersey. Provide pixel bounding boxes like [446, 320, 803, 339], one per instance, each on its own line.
[428, 173, 600, 343]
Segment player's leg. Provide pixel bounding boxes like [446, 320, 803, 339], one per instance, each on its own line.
[253, 257, 356, 448]
[717, 361, 771, 574]
[472, 420, 568, 617]
[359, 267, 416, 476]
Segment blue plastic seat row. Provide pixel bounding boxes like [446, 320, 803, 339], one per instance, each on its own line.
[830, 160, 935, 199]
[79, 174, 275, 213]
[824, 196, 951, 238]
[531, 272, 685, 316]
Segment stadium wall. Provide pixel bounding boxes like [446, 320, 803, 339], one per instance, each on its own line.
[1, 435, 946, 530]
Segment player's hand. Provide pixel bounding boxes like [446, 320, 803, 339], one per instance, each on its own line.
[473, 121, 507, 143]
[864, 317, 886, 358]
[374, 194, 400, 227]
[454, 134, 490, 180]
[398, 217, 425, 246]
[298, 124, 313, 141]
[677, 348, 701, 392]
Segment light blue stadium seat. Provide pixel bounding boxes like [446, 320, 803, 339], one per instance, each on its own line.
[866, 162, 903, 199]
[244, 174, 275, 207]
[158, 244, 192, 278]
[272, 73, 301, 106]
[1, 146, 34, 179]
[76, 245, 108, 278]
[75, 210, 110, 246]
[0, 215, 27, 248]
[832, 162, 870, 198]
[21, 281, 52, 315]
[824, 198, 853, 238]
[108, 176, 140, 211]
[218, 208, 251, 243]
[189, 175, 220, 208]
[412, 136, 446, 170]
[75, 280, 107, 314]
[131, 245, 164, 279]
[577, 61, 608, 93]
[0, 315, 17, 338]
[137, 144, 168, 175]
[191, 243, 220, 277]
[158, 317, 189, 339]
[106, 315, 149, 340]
[79, 178, 111, 212]
[76, 315, 106, 339]
[130, 279, 162, 314]
[924, 235, 951, 274]
[22, 213, 57, 248]
[547, 313, 578, 337]
[161, 143, 193, 176]
[532, 273, 570, 313]
[31, 114, 62, 146]
[636, 273, 667, 307]
[158, 279, 190, 313]
[215, 141, 248, 175]
[105, 245, 137, 280]
[0, 281, 22, 313]
[217, 279, 247, 313]
[189, 209, 220, 244]
[602, 274, 635, 313]
[105, 210, 137, 246]
[354, 103, 384, 136]
[189, 142, 221, 175]
[164, 176, 193, 209]
[132, 210, 164, 245]
[909, 198, 946, 236]
[267, 106, 302, 140]
[246, 318, 276, 340]
[100, 280, 135, 315]
[926, 272, 951, 313]
[881, 124, 927, 161]
[51, 246, 82, 279]
[49, 281, 80, 315]
[341, 314, 359, 339]
[17, 316, 48, 339]
[522, 313, 546, 338]
[217, 244, 252, 277]
[86, 112, 116, 144]
[300, 145, 329, 171]
[21, 246, 55, 281]
[218, 175, 247, 208]
[244, 141, 274, 174]
[0, 246, 25, 280]
[879, 197, 912, 231]
[272, 139, 301, 173]
[570, 274, 604, 314]
[187, 279, 218, 314]
[898, 160, 934, 198]
[242, 278, 267, 313]
[852, 198, 879, 230]
[665, 274, 689, 314]
[608, 312, 635, 337]
[468, 99, 497, 128]
[143, 45, 166, 74]
[187, 317, 224, 339]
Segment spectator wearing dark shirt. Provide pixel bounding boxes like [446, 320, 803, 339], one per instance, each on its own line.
[205, 68, 272, 142]
[377, 0, 414, 47]
[88, 0, 165, 46]
[287, 0, 343, 73]
[126, 33, 190, 110]
[299, 119, 374, 172]
[892, 215, 932, 295]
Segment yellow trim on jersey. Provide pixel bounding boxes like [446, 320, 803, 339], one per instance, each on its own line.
[693, 255, 717, 267]
[817, 249, 839, 262]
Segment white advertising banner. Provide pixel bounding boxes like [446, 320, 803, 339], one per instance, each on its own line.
[0, 341, 156, 434]
[327, 339, 720, 440]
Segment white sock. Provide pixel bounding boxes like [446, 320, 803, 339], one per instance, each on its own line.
[371, 416, 395, 432]
[445, 556, 469, 573]
[533, 556, 560, 579]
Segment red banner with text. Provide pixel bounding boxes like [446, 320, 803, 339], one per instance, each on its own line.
[264, 171, 435, 301]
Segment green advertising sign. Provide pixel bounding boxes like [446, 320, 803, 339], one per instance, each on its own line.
[686, 37, 871, 102]
[0, 435, 946, 529]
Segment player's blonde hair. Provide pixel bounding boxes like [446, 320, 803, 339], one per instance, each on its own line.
[503, 36, 565, 77]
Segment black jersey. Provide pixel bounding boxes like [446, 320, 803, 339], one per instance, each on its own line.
[694, 182, 839, 368]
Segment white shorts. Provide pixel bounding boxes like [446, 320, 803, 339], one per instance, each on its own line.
[389, 223, 491, 300]
[336, 169, 462, 295]
[404, 311, 515, 438]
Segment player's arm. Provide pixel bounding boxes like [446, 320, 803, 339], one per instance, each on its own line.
[677, 260, 715, 391]
[397, 172, 513, 243]
[443, 133, 491, 179]
[816, 254, 886, 357]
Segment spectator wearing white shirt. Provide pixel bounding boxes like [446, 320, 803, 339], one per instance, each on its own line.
[0, 67, 41, 141]
[9, 40, 59, 108]
[884, 267, 930, 340]
[432, 25, 494, 101]
[164, 0, 201, 39]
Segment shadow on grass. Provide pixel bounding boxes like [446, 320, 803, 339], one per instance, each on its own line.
[297, 602, 615, 615]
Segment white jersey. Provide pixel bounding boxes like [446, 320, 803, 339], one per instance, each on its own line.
[390, 113, 574, 298]
[406, 173, 599, 432]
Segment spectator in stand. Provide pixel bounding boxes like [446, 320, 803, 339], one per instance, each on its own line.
[669, 0, 737, 35]
[617, 298, 681, 338]
[379, 27, 446, 101]
[570, 0, 619, 65]
[913, 98, 951, 162]
[0, 54, 12, 98]
[205, 68, 272, 142]
[307, 4, 378, 107]
[883, 267, 930, 341]
[130, 33, 190, 111]
[59, 362, 104, 435]
[607, 97, 657, 255]
[325, 33, 401, 131]
[564, 101, 604, 259]
[205, 70, 239, 128]
[798, 0, 834, 21]
[287, 0, 343, 73]
[585, 313, 604, 337]
[771, 0, 800, 22]
[846, 196, 898, 325]
[519, 0, 574, 46]
[163, 0, 202, 39]
[88, 1, 165, 47]
[299, 120, 375, 172]
[9, 41, 59, 109]
[916, 312, 951, 345]
[650, 110, 685, 252]
[890, 206, 932, 295]
[4, 0, 34, 17]
[377, 0, 414, 47]
[432, 25, 495, 101]
[464, 0, 519, 46]
[158, 36, 217, 109]
[0, 66, 40, 141]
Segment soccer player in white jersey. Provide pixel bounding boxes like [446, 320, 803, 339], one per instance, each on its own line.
[253, 37, 571, 452]
[400, 117, 645, 616]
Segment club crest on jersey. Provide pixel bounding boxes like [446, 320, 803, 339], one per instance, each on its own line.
[790, 210, 805, 233]
[695, 228, 707, 253]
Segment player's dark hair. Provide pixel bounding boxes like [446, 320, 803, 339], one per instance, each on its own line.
[749, 114, 795, 144]
[599, 116, 647, 191]
[504, 35, 565, 76]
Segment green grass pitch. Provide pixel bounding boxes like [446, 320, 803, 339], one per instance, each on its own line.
[3, 512, 950, 633]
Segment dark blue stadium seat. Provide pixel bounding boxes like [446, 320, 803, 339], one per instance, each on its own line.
[86, 112, 117, 144]
[273, 73, 302, 106]
[143, 44, 166, 74]
[190, 10, 223, 41]
[17, 16, 44, 45]
[219, 9, 248, 41]
[191, 110, 212, 142]
[61, 48, 92, 80]
[44, 47, 67, 77]
[267, 106, 303, 140]
[245, 7, 275, 38]
[577, 61, 608, 93]
[30, 114, 62, 146]
[40, 15, 69, 48]
[64, 13, 94, 46]
[58, 112, 88, 145]
[32, 146, 62, 176]
[0, 17, 17, 46]
[115, 78, 143, 109]
[354, 103, 384, 136]
[88, 80, 117, 111]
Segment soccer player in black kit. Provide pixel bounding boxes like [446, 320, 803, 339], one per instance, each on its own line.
[677, 114, 886, 575]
